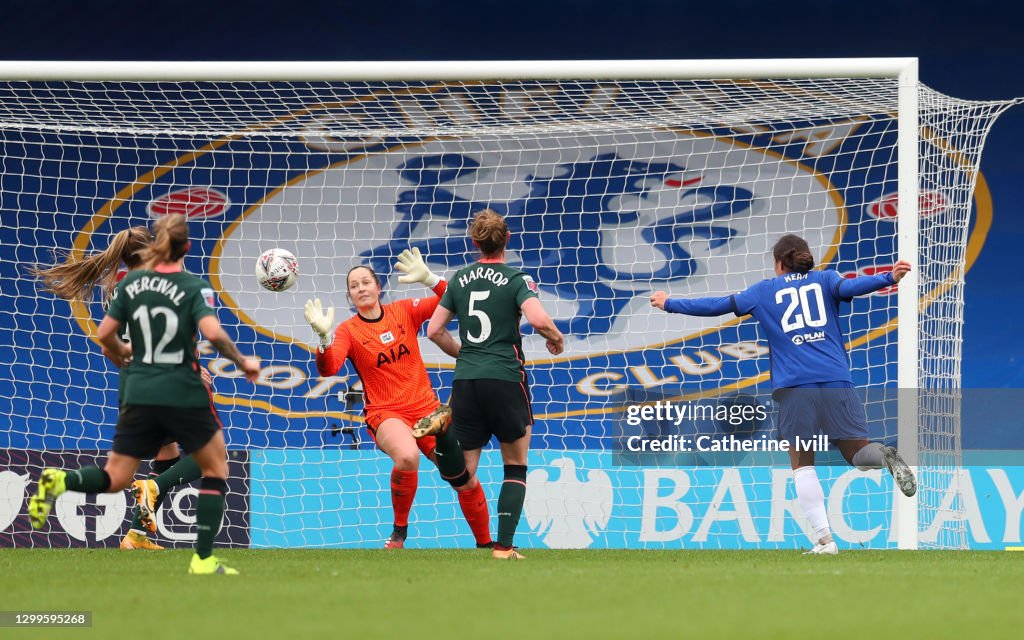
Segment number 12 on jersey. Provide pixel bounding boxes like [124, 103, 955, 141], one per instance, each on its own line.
[131, 304, 184, 364]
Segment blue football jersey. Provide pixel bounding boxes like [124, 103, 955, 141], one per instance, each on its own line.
[731, 270, 853, 389]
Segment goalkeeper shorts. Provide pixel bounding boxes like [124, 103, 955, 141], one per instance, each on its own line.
[365, 409, 438, 457]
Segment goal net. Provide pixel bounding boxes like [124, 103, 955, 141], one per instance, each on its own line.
[0, 60, 1017, 550]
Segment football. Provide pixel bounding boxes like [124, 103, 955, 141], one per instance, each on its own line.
[255, 248, 298, 292]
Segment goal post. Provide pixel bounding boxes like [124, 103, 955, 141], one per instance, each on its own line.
[0, 59, 1017, 551]
[896, 60, 919, 550]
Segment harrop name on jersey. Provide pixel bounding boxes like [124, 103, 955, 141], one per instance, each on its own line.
[458, 266, 511, 288]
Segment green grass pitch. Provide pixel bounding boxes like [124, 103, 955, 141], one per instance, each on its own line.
[1, 549, 1021, 639]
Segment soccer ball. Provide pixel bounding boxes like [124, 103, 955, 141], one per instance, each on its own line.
[255, 248, 298, 292]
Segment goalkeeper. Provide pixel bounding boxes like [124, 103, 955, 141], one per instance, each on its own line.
[305, 249, 492, 549]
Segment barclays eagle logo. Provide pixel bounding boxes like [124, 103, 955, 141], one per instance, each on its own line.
[523, 457, 614, 549]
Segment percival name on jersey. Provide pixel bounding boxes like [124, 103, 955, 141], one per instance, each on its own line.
[121, 275, 187, 306]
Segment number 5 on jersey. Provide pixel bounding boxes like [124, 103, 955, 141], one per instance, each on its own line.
[466, 291, 492, 343]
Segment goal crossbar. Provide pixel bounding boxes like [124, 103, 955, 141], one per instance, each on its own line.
[0, 58, 920, 82]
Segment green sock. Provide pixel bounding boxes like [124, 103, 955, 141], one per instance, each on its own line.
[496, 465, 527, 548]
[195, 478, 227, 559]
[155, 455, 202, 495]
[63, 467, 111, 493]
[130, 506, 147, 532]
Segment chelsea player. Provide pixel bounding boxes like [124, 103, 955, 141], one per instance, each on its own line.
[651, 234, 916, 555]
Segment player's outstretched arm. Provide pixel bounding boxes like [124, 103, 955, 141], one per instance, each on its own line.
[891, 260, 912, 282]
[650, 291, 733, 317]
[394, 248, 441, 288]
[198, 315, 259, 381]
[306, 298, 351, 376]
[96, 315, 132, 367]
[837, 260, 911, 298]
[426, 306, 461, 359]
[521, 297, 564, 355]
[304, 298, 335, 348]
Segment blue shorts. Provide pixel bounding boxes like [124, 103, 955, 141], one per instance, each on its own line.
[775, 381, 869, 443]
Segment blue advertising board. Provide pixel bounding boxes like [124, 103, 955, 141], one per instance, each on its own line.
[249, 449, 1024, 550]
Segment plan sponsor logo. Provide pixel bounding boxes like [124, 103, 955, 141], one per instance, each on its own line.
[791, 331, 826, 345]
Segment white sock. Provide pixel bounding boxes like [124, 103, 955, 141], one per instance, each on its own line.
[851, 441, 885, 470]
[794, 466, 831, 543]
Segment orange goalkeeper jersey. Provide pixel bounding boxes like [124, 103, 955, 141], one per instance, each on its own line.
[315, 281, 446, 418]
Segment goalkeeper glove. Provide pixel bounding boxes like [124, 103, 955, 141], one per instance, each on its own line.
[394, 247, 440, 287]
[304, 298, 335, 349]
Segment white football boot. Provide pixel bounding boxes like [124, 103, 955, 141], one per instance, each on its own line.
[804, 537, 839, 555]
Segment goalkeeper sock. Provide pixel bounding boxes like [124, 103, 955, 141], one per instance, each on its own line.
[457, 483, 492, 546]
[851, 442, 885, 470]
[496, 465, 527, 549]
[155, 454, 202, 495]
[390, 469, 418, 528]
[195, 477, 228, 560]
[794, 466, 831, 542]
[63, 467, 111, 493]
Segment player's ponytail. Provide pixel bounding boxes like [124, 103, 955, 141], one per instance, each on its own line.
[470, 209, 509, 258]
[772, 234, 815, 273]
[142, 213, 190, 267]
[31, 225, 152, 302]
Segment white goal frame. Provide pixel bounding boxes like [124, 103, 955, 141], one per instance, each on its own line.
[0, 57, 923, 550]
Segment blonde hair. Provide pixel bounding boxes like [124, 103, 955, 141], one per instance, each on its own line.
[141, 214, 190, 267]
[31, 226, 152, 302]
[469, 209, 508, 258]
